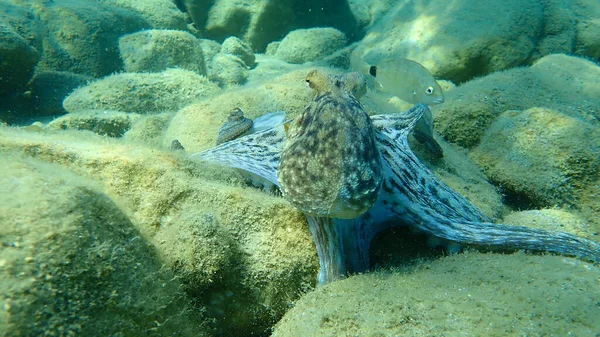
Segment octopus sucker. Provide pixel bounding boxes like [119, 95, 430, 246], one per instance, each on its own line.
[192, 69, 600, 285]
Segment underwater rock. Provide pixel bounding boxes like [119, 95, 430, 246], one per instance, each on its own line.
[265, 41, 280, 56]
[34, 0, 150, 77]
[123, 113, 172, 146]
[247, 54, 303, 84]
[97, 0, 189, 30]
[0, 128, 318, 337]
[272, 252, 600, 336]
[0, 23, 39, 95]
[503, 209, 594, 240]
[0, 1, 41, 49]
[472, 107, 600, 221]
[356, 0, 542, 83]
[199, 38, 221, 64]
[0, 155, 209, 336]
[221, 36, 256, 68]
[357, 0, 600, 83]
[47, 110, 139, 137]
[184, 0, 361, 51]
[209, 53, 249, 88]
[119, 29, 207, 75]
[275, 27, 348, 64]
[434, 54, 600, 148]
[63, 68, 220, 114]
[29, 70, 91, 117]
[573, 0, 600, 60]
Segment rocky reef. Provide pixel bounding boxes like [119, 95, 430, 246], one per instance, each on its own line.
[1, 0, 599, 336]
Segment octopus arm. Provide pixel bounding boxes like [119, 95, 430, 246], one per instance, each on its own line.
[377, 117, 600, 264]
[190, 125, 286, 186]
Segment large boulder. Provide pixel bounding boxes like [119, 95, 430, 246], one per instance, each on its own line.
[273, 252, 600, 336]
[0, 127, 318, 336]
[274, 27, 347, 64]
[472, 107, 600, 223]
[119, 29, 207, 75]
[98, 0, 190, 30]
[354, 0, 600, 84]
[180, 0, 362, 51]
[63, 68, 220, 114]
[434, 54, 600, 148]
[0, 23, 39, 95]
[35, 0, 150, 77]
[0, 154, 209, 336]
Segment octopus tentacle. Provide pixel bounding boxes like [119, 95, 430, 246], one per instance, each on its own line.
[377, 109, 600, 263]
[190, 124, 286, 186]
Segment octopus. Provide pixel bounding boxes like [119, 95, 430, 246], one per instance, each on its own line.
[192, 69, 600, 284]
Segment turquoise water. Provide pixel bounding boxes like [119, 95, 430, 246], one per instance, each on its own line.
[1, 0, 599, 336]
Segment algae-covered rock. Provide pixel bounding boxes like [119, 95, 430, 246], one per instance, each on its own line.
[273, 252, 600, 337]
[183, 0, 361, 51]
[123, 113, 173, 146]
[208, 53, 249, 88]
[221, 36, 256, 68]
[0, 154, 209, 336]
[471, 107, 600, 217]
[29, 71, 91, 117]
[502, 209, 595, 240]
[47, 110, 139, 137]
[356, 0, 542, 83]
[0, 23, 39, 95]
[119, 29, 207, 75]
[199, 38, 221, 64]
[572, 0, 600, 60]
[0, 128, 318, 336]
[355, 0, 600, 84]
[34, 0, 150, 77]
[275, 27, 348, 64]
[63, 68, 220, 114]
[434, 54, 600, 148]
[0, 1, 41, 49]
[98, 0, 189, 30]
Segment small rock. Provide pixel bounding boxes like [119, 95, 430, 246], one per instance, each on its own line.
[265, 41, 280, 56]
[199, 38, 221, 64]
[209, 53, 249, 88]
[221, 36, 256, 68]
[170, 139, 185, 151]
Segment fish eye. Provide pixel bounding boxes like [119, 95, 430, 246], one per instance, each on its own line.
[425, 86, 435, 95]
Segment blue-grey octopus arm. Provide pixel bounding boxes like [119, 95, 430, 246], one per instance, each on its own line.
[190, 124, 286, 186]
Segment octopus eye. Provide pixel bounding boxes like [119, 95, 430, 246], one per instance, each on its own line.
[425, 86, 434, 95]
[305, 79, 311, 88]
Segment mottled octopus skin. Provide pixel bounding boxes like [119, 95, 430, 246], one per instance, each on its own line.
[193, 70, 600, 284]
[278, 70, 382, 219]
